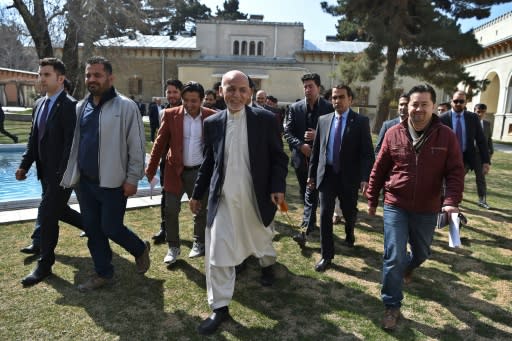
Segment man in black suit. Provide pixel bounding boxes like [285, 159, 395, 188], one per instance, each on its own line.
[308, 84, 374, 271]
[473, 103, 494, 208]
[440, 91, 491, 205]
[16, 57, 83, 286]
[284, 73, 332, 246]
[190, 70, 288, 335]
[375, 93, 409, 155]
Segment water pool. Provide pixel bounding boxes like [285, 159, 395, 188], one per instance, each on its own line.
[0, 145, 158, 203]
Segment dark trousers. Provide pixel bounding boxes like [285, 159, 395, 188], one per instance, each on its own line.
[294, 164, 318, 232]
[79, 179, 145, 278]
[473, 154, 487, 199]
[164, 167, 208, 247]
[159, 157, 166, 232]
[0, 123, 17, 142]
[318, 167, 358, 260]
[31, 189, 83, 246]
[36, 179, 83, 271]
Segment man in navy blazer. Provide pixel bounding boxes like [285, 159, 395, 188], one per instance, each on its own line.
[190, 70, 288, 335]
[375, 93, 409, 155]
[440, 91, 491, 199]
[308, 84, 374, 272]
[284, 73, 332, 245]
[16, 58, 83, 286]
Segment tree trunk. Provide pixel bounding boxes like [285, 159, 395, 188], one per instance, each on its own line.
[61, 0, 82, 98]
[11, 0, 53, 58]
[373, 43, 399, 134]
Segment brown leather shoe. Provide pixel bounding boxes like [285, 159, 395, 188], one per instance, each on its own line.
[403, 267, 413, 285]
[382, 307, 401, 330]
[136, 241, 151, 274]
[78, 274, 113, 292]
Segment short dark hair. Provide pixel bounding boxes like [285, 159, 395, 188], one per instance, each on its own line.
[181, 81, 205, 100]
[213, 81, 222, 91]
[474, 103, 487, 111]
[333, 84, 354, 98]
[438, 102, 450, 108]
[301, 73, 321, 86]
[399, 93, 409, 101]
[63, 79, 73, 93]
[205, 89, 216, 99]
[407, 84, 436, 104]
[86, 56, 113, 75]
[267, 95, 278, 104]
[166, 79, 183, 91]
[39, 57, 66, 75]
[247, 76, 256, 90]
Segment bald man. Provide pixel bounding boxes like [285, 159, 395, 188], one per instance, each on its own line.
[190, 70, 288, 335]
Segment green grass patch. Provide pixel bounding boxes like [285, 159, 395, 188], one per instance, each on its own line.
[0, 134, 511, 340]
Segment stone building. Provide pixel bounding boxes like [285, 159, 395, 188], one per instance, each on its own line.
[0, 67, 38, 107]
[93, 18, 441, 124]
[462, 11, 512, 142]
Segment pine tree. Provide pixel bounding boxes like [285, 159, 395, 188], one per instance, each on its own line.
[321, 0, 505, 132]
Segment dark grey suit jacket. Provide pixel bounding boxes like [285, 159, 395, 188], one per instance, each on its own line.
[375, 117, 400, 155]
[20, 91, 77, 182]
[440, 111, 490, 169]
[284, 97, 332, 169]
[482, 119, 493, 157]
[191, 106, 288, 227]
[309, 109, 375, 190]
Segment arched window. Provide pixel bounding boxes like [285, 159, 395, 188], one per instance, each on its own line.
[249, 41, 256, 56]
[241, 41, 247, 55]
[233, 40, 239, 55]
[257, 41, 264, 56]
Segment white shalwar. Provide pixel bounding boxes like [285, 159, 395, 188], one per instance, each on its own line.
[206, 108, 276, 309]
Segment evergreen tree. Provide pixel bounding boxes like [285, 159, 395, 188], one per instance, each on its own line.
[216, 0, 247, 20]
[321, 0, 506, 132]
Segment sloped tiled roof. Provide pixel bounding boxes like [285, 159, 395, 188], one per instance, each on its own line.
[94, 33, 197, 49]
[303, 40, 369, 53]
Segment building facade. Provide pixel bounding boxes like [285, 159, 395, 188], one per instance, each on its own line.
[93, 18, 443, 126]
[462, 11, 512, 142]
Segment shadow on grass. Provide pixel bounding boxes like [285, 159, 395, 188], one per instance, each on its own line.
[407, 266, 512, 339]
[49, 253, 203, 340]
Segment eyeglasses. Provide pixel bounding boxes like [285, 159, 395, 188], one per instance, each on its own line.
[452, 99, 465, 104]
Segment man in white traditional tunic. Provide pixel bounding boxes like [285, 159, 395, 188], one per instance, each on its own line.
[190, 70, 288, 335]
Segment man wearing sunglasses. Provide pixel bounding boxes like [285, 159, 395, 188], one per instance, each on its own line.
[440, 91, 491, 207]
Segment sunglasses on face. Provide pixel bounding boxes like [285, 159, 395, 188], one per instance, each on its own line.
[452, 99, 465, 104]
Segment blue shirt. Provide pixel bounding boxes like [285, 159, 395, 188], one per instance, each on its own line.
[450, 110, 466, 152]
[327, 109, 348, 165]
[78, 97, 101, 179]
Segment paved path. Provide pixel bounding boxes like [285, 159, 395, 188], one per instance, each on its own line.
[494, 143, 512, 154]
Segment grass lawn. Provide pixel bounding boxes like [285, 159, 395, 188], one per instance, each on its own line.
[0, 123, 511, 340]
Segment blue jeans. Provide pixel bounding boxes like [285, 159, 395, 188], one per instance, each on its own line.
[381, 204, 436, 308]
[79, 179, 145, 279]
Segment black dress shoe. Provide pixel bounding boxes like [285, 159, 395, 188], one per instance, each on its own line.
[21, 267, 52, 286]
[315, 258, 332, 272]
[292, 232, 306, 248]
[343, 239, 355, 248]
[152, 230, 166, 244]
[20, 244, 40, 254]
[197, 307, 230, 335]
[260, 265, 274, 286]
